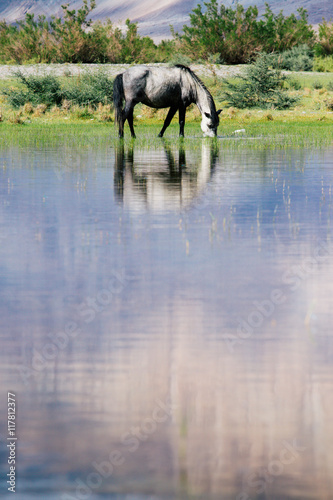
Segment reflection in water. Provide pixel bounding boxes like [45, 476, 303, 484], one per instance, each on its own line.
[114, 140, 218, 211]
[0, 143, 333, 499]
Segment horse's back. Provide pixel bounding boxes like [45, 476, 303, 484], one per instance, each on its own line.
[122, 65, 184, 108]
[122, 66, 150, 93]
[122, 65, 181, 88]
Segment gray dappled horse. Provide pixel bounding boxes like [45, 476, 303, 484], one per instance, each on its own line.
[113, 65, 222, 138]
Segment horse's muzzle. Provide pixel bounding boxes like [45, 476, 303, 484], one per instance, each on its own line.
[204, 131, 217, 138]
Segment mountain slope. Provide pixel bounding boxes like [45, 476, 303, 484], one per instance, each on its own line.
[0, 0, 332, 41]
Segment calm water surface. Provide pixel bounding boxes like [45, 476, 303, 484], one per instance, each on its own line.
[1, 140, 333, 499]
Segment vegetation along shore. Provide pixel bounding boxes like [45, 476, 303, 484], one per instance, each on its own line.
[2, 0, 333, 147]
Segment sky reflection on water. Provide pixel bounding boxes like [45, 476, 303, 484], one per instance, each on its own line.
[0, 141, 333, 499]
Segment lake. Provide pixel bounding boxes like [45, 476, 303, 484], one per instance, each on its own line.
[1, 138, 333, 499]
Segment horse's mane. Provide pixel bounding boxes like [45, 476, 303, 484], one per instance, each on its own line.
[174, 64, 216, 111]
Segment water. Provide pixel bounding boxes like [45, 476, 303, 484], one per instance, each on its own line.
[1, 140, 333, 499]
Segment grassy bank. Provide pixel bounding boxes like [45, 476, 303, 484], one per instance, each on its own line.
[1, 67, 333, 150]
[1, 114, 333, 151]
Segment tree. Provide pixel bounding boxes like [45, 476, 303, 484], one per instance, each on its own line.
[172, 0, 262, 63]
[315, 20, 333, 56]
[50, 0, 96, 62]
[221, 53, 299, 109]
[259, 4, 315, 53]
[172, 0, 315, 64]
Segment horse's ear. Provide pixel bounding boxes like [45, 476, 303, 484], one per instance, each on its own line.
[204, 112, 211, 119]
[217, 109, 222, 115]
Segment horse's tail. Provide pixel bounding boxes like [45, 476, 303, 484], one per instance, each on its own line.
[113, 73, 124, 129]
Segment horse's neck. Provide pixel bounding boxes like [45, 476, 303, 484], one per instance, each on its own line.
[195, 84, 212, 116]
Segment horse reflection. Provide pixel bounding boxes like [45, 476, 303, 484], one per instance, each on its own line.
[114, 141, 218, 211]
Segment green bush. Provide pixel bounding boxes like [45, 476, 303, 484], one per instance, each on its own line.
[70, 105, 94, 119]
[315, 20, 333, 56]
[221, 53, 299, 109]
[0, 1, 160, 64]
[268, 45, 313, 71]
[3, 72, 62, 107]
[312, 80, 324, 89]
[2, 71, 114, 109]
[168, 53, 192, 66]
[313, 55, 333, 72]
[172, 0, 315, 64]
[288, 79, 303, 90]
[0, 0, 332, 67]
[62, 71, 113, 107]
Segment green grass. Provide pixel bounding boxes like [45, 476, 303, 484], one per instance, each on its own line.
[1, 114, 333, 151]
[0, 78, 16, 90]
[287, 72, 333, 88]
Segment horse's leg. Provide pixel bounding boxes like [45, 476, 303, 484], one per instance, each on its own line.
[122, 102, 136, 138]
[118, 109, 124, 138]
[158, 106, 178, 138]
[179, 104, 186, 137]
[127, 108, 136, 139]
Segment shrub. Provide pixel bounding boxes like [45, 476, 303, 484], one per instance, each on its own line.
[71, 105, 94, 119]
[324, 97, 333, 110]
[0, 0, 320, 65]
[155, 39, 175, 62]
[3, 72, 62, 108]
[23, 102, 34, 114]
[312, 80, 324, 89]
[62, 71, 114, 108]
[288, 79, 302, 90]
[62, 100, 71, 112]
[0, 1, 160, 64]
[2, 71, 114, 109]
[8, 111, 24, 124]
[35, 103, 47, 114]
[2, 89, 28, 109]
[315, 20, 333, 56]
[172, 0, 315, 64]
[221, 53, 299, 109]
[263, 112, 274, 121]
[269, 45, 313, 71]
[168, 53, 192, 66]
[313, 55, 333, 72]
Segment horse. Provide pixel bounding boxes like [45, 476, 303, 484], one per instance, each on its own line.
[113, 65, 222, 139]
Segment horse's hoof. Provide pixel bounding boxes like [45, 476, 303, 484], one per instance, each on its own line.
[158, 133, 163, 138]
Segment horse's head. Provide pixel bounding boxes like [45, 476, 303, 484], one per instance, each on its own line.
[201, 109, 222, 137]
